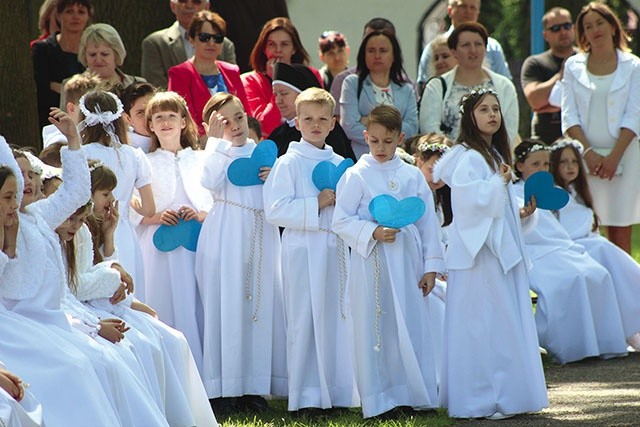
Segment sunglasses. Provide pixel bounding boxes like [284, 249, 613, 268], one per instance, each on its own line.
[198, 32, 224, 44]
[546, 22, 573, 33]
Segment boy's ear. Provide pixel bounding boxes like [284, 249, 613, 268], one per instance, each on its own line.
[66, 102, 76, 115]
[363, 129, 369, 143]
[515, 161, 524, 174]
[329, 116, 336, 131]
[396, 131, 406, 146]
[294, 116, 300, 131]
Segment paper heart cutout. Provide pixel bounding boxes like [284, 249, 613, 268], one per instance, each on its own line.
[153, 219, 202, 252]
[368, 194, 426, 229]
[227, 139, 277, 186]
[524, 171, 569, 210]
[312, 158, 354, 191]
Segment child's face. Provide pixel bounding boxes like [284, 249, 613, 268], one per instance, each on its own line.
[557, 147, 580, 186]
[364, 123, 404, 163]
[417, 154, 444, 191]
[516, 150, 550, 181]
[92, 188, 115, 219]
[16, 157, 35, 210]
[127, 95, 152, 136]
[218, 100, 249, 146]
[56, 209, 91, 242]
[273, 83, 298, 120]
[0, 176, 19, 227]
[295, 102, 335, 148]
[473, 94, 501, 142]
[320, 45, 349, 72]
[149, 110, 186, 147]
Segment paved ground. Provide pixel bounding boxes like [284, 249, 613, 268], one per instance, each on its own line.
[459, 352, 640, 426]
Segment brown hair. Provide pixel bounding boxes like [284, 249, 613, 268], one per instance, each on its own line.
[63, 72, 102, 105]
[576, 2, 630, 52]
[145, 91, 198, 152]
[448, 21, 489, 50]
[542, 7, 572, 29]
[188, 10, 226, 38]
[318, 31, 347, 54]
[79, 91, 129, 146]
[249, 17, 310, 73]
[85, 160, 117, 265]
[367, 105, 402, 134]
[202, 92, 243, 124]
[60, 201, 93, 293]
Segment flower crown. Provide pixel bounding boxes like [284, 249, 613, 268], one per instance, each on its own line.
[459, 87, 498, 114]
[515, 142, 548, 162]
[416, 142, 449, 154]
[77, 92, 124, 148]
[550, 138, 583, 154]
[88, 160, 105, 172]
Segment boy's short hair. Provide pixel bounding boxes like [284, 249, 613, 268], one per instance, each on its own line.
[367, 105, 402, 133]
[294, 88, 335, 116]
[64, 72, 102, 105]
[247, 116, 262, 140]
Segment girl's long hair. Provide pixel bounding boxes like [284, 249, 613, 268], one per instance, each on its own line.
[145, 91, 198, 152]
[549, 144, 599, 231]
[84, 160, 118, 265]
[457, 90, 511, 171]
[80, 90, 129, 147]
[61, 202, 93, 293]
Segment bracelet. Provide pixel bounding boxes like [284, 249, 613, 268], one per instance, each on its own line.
[582, 147, 593, 158]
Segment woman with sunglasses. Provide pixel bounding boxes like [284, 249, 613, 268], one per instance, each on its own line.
[168, 10, 249, 138]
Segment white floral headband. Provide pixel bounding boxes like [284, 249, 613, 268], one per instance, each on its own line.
[459, 87, 498, 114]
[516, 142, 548, 162]
[550, 138, 583, 154]
[416, 142, 449, 154]
[77, 92, 124, 148]
[88, 160, 105, 172]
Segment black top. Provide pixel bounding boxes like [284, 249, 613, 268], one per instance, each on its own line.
[520, 48, 576, 144]
[31, 33, 85, 129]
[268, 121, 357, 162]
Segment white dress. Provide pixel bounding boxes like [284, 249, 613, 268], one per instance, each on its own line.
[264, 140, 359, 411]
[433, 145, 548, 418]
[332, 154, 443, 418]
[558, 189, 640, 339]
[73, 223, 218, 427]
[82, 142, 151, 300]
[138, 147, 212, 371]
[0, 148, 169, 427]
[195, 137, 287, 399]
[514, 181, 628, 363]
[0, 365, 43, 427]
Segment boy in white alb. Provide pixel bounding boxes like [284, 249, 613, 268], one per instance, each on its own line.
[263, 88, 359, 413]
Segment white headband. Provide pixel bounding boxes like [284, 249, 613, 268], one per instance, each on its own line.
[77, 92, 124, 148]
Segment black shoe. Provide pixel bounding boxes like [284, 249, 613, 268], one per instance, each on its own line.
[292, 407, 326, 420]
[237, 395, 269, 412]
[209, 397, 238, 417]
[378, 406, 414, 420]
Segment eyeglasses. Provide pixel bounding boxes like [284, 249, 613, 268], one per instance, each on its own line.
[546, 22, 573, 33]
[198, 32, 224, 44]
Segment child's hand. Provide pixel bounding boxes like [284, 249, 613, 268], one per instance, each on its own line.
[203, 110, 226, 139]
[499, 163, 512, 184]
[131, 301, 158, 318]
[259, 166, 271, 182]
[520, 195, 537, 218]
[373, 226, 400, 243]
[317, 189, 336, 209]
[0, 368, 24, 401]
[109, 283, 127, 305]
[101, 200, 119, 236]
[110, 262, 134, 295]
[48, 108, 81, 149]
[160, 209, 181, 225]
[418, 272, 436, 297]
[2, 210, 18, 259]
[98, 318, 129, 343]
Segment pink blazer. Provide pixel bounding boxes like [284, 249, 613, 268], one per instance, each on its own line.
[168, 59, 251, 136]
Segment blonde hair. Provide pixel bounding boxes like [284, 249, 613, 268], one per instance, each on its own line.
[145, 91, 198, 152]
[63, 72, 102, 105]
[294, 87, 335, 115]
[78, 23, 127, 67]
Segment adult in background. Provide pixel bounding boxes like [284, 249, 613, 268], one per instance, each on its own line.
[562, 2, 640, 253]
[141, 0, 236, 88]
[168, 10, 249, 138]
[419, 23, 518, 146]
[30, 0, 60, 48]
[416, 0, 511, 90]
[340, 30, 418, 159]
[241, 17, 322, 137]
[31, 0, 92, 130]
[426, 34, 458, 77]
[60, 23, 145, 107]
[318, 31, 350, 91]
[521, 7, 576, 144]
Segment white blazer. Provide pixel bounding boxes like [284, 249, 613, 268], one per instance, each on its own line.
[561, 49, 640, 138]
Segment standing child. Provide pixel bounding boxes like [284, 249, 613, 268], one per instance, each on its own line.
[332, 106, 443, 418]
[550, 138, 640, 350]
[138, 91, 211, 370]
[264, 87, 359, 414]
[80, 90, 156, 300]
[195, 93, 287, 413]
[433, 89, 548, 419]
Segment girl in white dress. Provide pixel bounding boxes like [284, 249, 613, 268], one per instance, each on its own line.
[138, 91, 211, 370]
[433, 90, 548, 419]
[513, 140, 629, 363]
[332, 105, 443, 418]
[549, 139, 640, 350]
[195, 93, 287, 411]
[79, 90, 155, 300]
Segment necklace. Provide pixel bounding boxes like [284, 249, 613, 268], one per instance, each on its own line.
[385, 167, 399, 192]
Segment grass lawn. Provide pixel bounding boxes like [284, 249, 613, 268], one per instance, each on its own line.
[218, 226, 640, 426]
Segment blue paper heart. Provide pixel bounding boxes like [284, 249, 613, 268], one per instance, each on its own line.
[524, 171, 569, 210]
[153, 219, 202, 252]
[312, 158, 354, 191]
[368, 194, 426, 229]
[227, 139, 277, 186]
